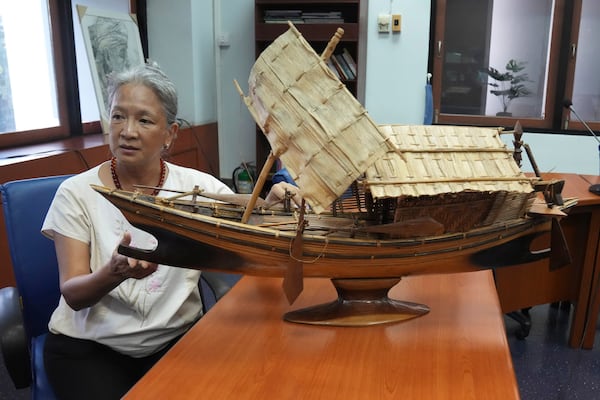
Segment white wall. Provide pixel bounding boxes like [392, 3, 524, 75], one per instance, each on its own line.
[364, 1, 431, 125]
[146, 0, 599, 179]
[146, 0, 217, 124]
[146, 0, 255, 180]
[501, 133, 599, 175]
[213, 0, 256, 181]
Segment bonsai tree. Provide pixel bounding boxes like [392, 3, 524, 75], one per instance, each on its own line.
[486, 59, 532, 115]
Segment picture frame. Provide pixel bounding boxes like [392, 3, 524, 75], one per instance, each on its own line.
[77, 5, 145, 133]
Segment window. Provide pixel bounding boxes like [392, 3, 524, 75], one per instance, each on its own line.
[565, 0, 600, 130]
[0, 2, 58, 133]
[432, 0, 600, 134]
[0, 0, 145, 150]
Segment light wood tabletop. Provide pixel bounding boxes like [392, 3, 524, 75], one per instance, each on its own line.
[125, 271, 519, 400]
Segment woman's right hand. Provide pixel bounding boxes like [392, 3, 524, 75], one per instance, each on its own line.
[265, 182, 303, 209]
[56, 231, 157, 310]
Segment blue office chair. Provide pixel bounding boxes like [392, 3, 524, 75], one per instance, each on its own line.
[0, 175, 239, 399]
[0, 175, 71, 399]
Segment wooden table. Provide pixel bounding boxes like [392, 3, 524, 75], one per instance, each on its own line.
[125, 271, 519, 400]
[494, 173, 600, 348]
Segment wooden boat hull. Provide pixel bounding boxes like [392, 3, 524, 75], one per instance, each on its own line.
[96, 186, 552, 278]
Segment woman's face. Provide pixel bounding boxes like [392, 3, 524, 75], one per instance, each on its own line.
[108, 83, 175, 166]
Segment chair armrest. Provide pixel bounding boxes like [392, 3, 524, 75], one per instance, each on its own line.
[201, 271, 234, 301]
[0, 287, 32, 389]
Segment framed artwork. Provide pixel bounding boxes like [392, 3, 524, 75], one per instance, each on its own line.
[77, 5, 145, 133]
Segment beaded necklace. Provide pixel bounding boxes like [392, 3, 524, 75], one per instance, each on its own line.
[110, 157, 166, 196]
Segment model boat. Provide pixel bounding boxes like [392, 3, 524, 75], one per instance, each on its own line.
[94, 23, 573, 326]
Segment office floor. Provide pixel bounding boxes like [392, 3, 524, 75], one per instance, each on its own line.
[0, 303, 598, 400]
[506, 303, 600, 400]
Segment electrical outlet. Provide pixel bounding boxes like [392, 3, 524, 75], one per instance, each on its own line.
[392, 14, 401, 32]
[378, 14, 391, 33]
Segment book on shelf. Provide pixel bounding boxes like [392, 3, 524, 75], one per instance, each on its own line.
[264, 18, 304, 24]
[302, 11, 343, 18]
[263, 10, 345, 24]
[333, 53, 355, 80]
[302, 11, 344, 24]
[263, 9, 302, 23]
[341, 48, 357, 78]
[326, 58, 341, 80]
[303, 18, 344, 24]
[329, 55, 348, 80]
[264, 10, 302, 17]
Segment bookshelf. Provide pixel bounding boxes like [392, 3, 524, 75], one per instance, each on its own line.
[254, 0, 363, 184]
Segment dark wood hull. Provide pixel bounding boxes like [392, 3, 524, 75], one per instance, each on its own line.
[94, 186, 553, 279]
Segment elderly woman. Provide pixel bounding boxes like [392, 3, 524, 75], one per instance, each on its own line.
[42, 62, 233, 399]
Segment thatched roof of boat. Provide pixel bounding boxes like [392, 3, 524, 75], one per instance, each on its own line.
[364, 125, 534, 199]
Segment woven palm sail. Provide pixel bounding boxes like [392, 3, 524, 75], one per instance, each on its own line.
[240, 24, 393, 214]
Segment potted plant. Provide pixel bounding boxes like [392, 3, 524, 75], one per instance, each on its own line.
[485, 59, 532, 116]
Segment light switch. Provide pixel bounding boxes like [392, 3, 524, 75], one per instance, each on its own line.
[392, 14, 401, 32]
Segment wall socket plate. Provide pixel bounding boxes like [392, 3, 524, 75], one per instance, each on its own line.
[378, 14, 391, 33]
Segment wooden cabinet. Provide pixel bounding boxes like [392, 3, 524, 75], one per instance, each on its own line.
[253, 0, 363, 180]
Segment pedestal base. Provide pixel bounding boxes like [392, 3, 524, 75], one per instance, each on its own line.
[284, 278, 430, 326]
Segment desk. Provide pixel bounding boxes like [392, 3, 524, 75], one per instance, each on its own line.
[125, 271, 519, 400]
[494, 173, 600, 348]
[579, 174, 600, 348]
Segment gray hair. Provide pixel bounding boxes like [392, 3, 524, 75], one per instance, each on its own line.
[106, 61, 178, 125]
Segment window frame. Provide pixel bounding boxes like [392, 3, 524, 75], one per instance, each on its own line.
[0, 0, 147, 150]
[430, 0, 596, 135]
[560, 0, 600, 133]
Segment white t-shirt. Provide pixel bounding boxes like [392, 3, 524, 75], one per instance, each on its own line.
[42, 162, 233, 357]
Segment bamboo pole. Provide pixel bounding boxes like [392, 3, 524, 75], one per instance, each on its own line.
[362, 176, 535, 185]
[241, 152, 277, 224]
[321, 27, 344, 61]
